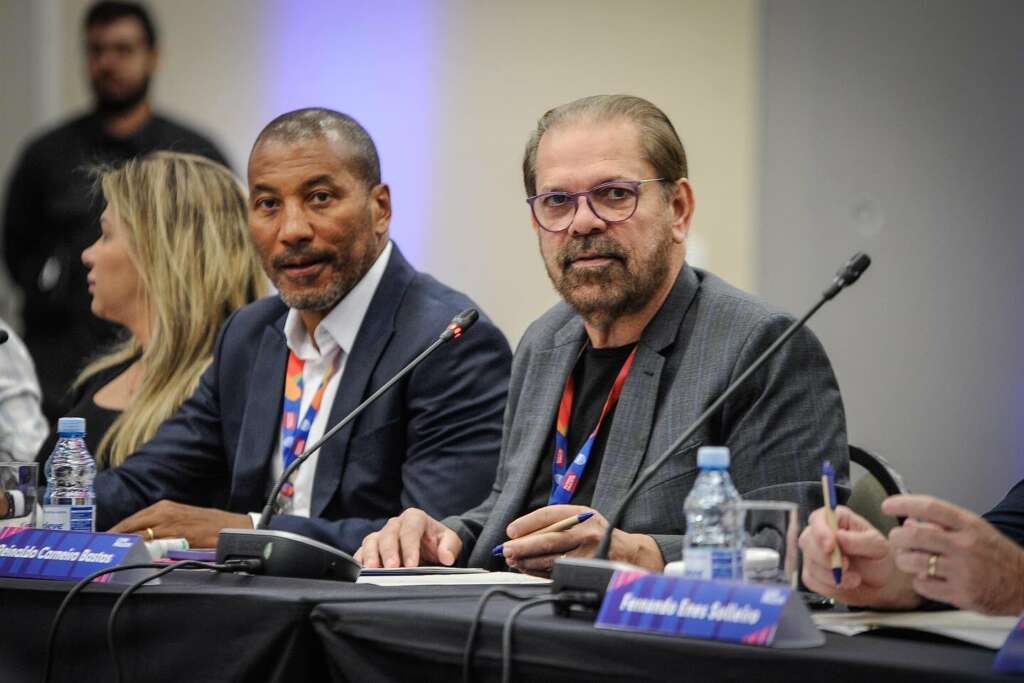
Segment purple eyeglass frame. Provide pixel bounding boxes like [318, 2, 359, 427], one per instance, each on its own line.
[525, 177, 665, 232]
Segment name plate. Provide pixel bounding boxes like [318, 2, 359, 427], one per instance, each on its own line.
[993, 614, 1024, 673]
[595, 570, 824, 649]
[0, 527, 151, 583]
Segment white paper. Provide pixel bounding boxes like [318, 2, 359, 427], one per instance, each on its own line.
[357, 570, 552, 586]
[814, 609, 1017, 649]
[358, 566, 488, 575]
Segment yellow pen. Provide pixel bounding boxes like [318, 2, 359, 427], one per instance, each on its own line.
[491, 511, 594, 556]
[822, 461, 843, 585]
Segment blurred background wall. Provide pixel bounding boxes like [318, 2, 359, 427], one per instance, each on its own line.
[760, 0, 1024, 513]
[0, 0, 1020, 512]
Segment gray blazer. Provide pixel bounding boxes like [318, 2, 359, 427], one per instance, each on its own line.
[444, 264, 849, 569]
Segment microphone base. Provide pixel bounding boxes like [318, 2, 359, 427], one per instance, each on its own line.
[549, 557, 640, 619]
[216, 528, 361, 582]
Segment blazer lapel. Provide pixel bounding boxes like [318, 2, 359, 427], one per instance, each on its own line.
[591, 264, 703, 514]
[309, 247, 411, 517]
[231, 322, 288, 512]
[473, 319, 585, 568]
[498, 341, 583, 514]
[591, 346, 664, 514]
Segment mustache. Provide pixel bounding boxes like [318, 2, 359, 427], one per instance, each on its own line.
[271, 247, 334, 269]
[558, 236, 628, 270]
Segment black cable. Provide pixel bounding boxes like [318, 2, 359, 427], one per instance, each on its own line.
[497, 591, 600, 683]
[106, 561, 217, 683]
[107, 559, 261, 683]
[41, 562, 166, 683]
[500, 595, 567, 683]
[461, 588, 534, 683]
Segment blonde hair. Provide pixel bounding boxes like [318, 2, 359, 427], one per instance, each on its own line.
[78, 151, 266, 467]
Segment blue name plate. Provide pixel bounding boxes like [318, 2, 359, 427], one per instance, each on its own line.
[0, 527, 151, 583]
[596, 570, 824, 648]
[993, 614, 1024, 673]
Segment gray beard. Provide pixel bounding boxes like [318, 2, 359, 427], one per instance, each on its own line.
[549, 231, 674, 329]
[272, 238, 381, 314]
[277, 280, 347, 312]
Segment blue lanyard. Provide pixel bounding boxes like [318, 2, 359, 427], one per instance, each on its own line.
[549, 348, 637, 505]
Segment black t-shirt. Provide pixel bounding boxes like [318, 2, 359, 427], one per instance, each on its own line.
[526, 342, 637, 512]
[35, 356, 135, 471]
[3, 111, 228, 420]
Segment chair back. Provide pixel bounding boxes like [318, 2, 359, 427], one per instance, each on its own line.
[847, 445, 908, 536]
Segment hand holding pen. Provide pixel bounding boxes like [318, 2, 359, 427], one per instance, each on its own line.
[492, 511, 594, 557]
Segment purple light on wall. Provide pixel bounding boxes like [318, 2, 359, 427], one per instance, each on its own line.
[259, 0, 439, 265]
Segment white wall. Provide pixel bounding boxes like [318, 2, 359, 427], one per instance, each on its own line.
[423, 0, 760, 344]
[759, 0, 1024, 512]
[0, 0, 60, 329]
[1, 0, 760, 347]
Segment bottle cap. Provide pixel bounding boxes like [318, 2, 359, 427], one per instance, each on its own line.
[57, 417, 86, 435]
[697, 446, 730, 469]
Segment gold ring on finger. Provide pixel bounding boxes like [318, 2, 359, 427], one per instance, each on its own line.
[146, 527, 156, 542]
[927, 553, 939, 578]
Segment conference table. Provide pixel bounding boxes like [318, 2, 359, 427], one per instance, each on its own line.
[0, 571, 1015, 682]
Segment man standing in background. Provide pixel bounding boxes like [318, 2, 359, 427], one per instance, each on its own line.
[2, 1, 227, 420]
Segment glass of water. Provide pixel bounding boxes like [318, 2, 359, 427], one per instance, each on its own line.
[0, 461, 39, 528]
[737, 500, 800, 587]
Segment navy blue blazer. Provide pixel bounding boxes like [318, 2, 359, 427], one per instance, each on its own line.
[984, 479, 1024, 547]
[94, 246, 512, 552]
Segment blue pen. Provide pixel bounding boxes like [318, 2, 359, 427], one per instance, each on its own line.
[821, 461, 843, 585]
[492, 511, 594, 557]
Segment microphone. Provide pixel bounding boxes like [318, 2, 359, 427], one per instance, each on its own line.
[0, 329, 8, 345]
[823, 253, 871, 301]
[550, 253, 871, 611]
[216, 308, 480, 581]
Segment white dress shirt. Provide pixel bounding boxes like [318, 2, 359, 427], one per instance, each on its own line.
[0, 323, 48, 462]
[254, 241, 393, 522]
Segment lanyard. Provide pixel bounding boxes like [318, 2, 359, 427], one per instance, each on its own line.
[279, 351, 336, 498]
[549, 347, 637, 505]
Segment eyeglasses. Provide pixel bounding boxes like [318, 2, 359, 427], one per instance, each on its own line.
[526, 178, 666, 233]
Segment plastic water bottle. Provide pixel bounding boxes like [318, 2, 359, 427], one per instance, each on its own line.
[42, 417, 96, 531]
[683, 446, 744, 580]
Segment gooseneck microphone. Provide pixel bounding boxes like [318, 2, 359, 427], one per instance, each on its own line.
[216, 308, 479, 581]
[551, 253, 871, 608]
[822, 252, 871, 301]
[256, 307, 479, 530]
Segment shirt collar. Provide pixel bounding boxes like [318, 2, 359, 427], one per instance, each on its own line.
[283, 240, 393, 361]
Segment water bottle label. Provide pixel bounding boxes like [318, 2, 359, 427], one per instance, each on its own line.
[684, 547, 743, 580]
[69, 505, 95, 532]
[41, 505, 95, 532]
[42, 505, 70, 531]
[711, 548, 743, 579]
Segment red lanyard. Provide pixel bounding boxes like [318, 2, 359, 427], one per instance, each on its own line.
[279, 351, 336, 498]
[549, 347, 637, 504]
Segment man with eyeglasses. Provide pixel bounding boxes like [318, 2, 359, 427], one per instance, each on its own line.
[357, 94, 848, 573]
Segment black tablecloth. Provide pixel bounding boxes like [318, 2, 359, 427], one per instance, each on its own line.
[3, 571, 1017, 683]
[311, 590, 1016, 683]
[0, 573, 508, 683]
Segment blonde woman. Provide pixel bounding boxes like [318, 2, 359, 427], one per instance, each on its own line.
[36, 152, 265, 469]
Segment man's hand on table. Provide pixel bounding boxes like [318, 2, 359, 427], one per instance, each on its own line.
[356, 508, 463, 568]
[109, 500, 252, 548]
